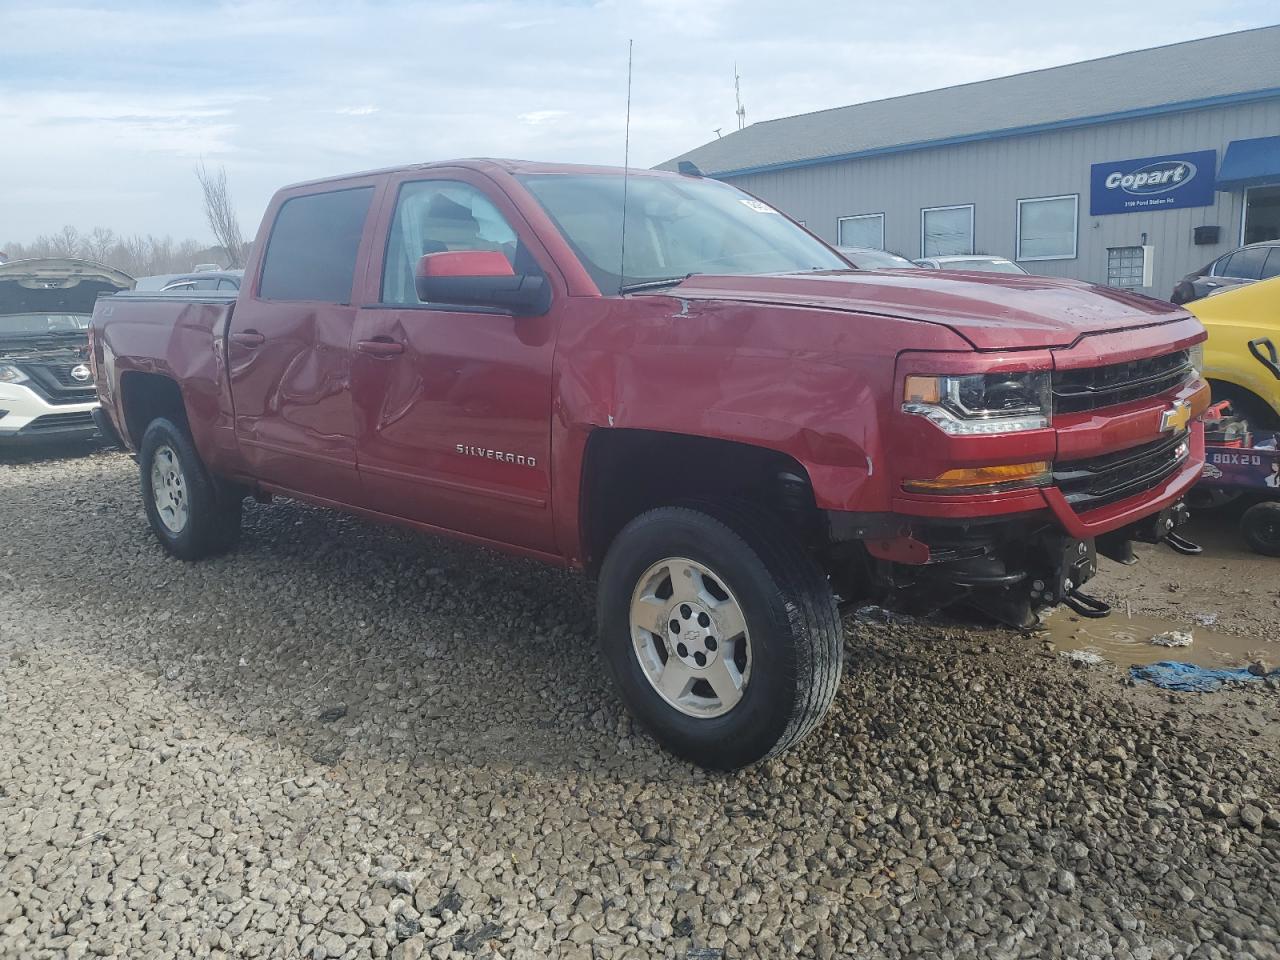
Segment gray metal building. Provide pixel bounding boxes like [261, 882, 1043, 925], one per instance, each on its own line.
[665, 27, 1280, 299]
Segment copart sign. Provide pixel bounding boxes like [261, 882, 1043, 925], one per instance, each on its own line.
[1089, 150, 1216, 215]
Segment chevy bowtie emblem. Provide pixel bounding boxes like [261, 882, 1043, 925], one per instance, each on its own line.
[1159, 399, 1191, 433]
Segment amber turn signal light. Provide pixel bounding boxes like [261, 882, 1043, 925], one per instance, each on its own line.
[903, 461, 1052, 495]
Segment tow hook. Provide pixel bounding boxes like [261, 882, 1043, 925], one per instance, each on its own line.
[1164, 531, 1202, 555]
[1150, 501, 1201, 555]
[1062, 587, 1112, 619]
[1113, 500, 1201, 557]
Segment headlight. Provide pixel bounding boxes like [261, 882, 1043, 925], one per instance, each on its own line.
[903, 371, 1051, 435]
[0, 363, 30, 385]
[1187, 342, 1205, 377]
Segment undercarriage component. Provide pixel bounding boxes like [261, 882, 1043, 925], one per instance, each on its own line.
[1165, 531, 1202, 555]
[1061, 588, 1111, 618]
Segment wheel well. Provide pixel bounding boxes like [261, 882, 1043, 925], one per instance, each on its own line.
[119, 372, 189, 447]
[1208, 379, 1280, 430]
[580, 429, 822, 573]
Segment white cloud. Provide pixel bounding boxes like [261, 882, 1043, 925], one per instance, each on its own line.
[518, 110, 569, 125]
[0, 0, 1273, 241]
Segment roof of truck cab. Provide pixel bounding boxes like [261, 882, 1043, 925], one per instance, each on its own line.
[277, 159, 679, 193]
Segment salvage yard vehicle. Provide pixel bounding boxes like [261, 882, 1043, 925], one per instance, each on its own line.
[1170, 240, 1280, 305]
[836, 247, 919, 270]
[92, 160, 1210, 769]
[914, 255, 1029, 274]
[1, 258, 133, 444]
[1187, 276, 1280, 428]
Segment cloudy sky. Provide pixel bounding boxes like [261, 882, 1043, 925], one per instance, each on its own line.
[1, 0, 1275, 244]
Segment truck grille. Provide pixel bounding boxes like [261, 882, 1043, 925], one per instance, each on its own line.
[1053, 350, 1192, 414]
[1053, 432, 1189, 511]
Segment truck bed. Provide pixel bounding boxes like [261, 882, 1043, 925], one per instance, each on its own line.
[91, 290, 240, 468]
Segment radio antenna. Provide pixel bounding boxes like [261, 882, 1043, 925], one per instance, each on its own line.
[734, 62, 746, 130]
[618, 39, 633, 295]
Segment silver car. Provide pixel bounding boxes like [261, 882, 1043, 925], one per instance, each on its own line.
[914, 255, 1028, 274]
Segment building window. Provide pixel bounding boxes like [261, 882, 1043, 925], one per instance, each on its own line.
[1242, 185, 1280, 245]
[921, 205, 973, 257]
[1017, 195, 1078, 261]
[1106, 246, 1151, 289]
[837, 213, 884, 249]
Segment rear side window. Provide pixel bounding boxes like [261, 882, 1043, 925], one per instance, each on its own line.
[259, 187, 374, 302]
[1219, 246, 1268, 280]
[1261, 248, 1280, 281]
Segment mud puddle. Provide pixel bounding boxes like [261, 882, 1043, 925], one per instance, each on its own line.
[1038, 609, 1273, 669]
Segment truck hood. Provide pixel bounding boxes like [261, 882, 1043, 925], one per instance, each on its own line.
[0, 258, 134, 319]
[667, 270, 1187, 350]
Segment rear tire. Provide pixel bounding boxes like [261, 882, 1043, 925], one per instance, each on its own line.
[1241, 501, 1280, 557]
[596, 504, 842, 770]
[139, 418, 242, 560]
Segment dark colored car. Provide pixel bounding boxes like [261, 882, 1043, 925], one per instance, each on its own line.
[92, 159, 1208, 769]
[1170, 241, 1280, 304]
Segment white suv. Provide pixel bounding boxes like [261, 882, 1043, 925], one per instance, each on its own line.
[0, 258, 133, 445]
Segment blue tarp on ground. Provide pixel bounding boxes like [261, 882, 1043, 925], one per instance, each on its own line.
[1130, 660, 1278, 693]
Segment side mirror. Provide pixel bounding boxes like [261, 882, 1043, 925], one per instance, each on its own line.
[415, 251, 549, 315]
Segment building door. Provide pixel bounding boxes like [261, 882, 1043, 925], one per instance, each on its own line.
[1243, 186, 1280, 245]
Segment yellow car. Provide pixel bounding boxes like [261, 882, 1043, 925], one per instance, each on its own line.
[1187, 275, 1280, 427]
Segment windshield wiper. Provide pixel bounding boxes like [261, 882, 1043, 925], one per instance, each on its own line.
[619, 273, 695, 294]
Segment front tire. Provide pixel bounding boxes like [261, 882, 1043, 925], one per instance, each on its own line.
[139, 418, 242, 560]
[597, 505, 842, 770]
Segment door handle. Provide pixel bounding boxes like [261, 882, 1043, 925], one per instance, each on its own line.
[230, 331, 265, 348]
[357, 339, 405, 357]
[1248, 337, 1280, 381]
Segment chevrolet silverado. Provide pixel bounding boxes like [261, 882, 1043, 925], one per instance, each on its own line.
[91, 160, 1209, 768]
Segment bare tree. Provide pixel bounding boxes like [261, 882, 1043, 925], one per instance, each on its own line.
[195, 162, 244, 268]
[84, 226, 117, 263]
[3, 228, 219, 278]
[50, 225, 82, 258]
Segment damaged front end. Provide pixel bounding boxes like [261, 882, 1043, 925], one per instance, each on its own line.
[828, 503, 1198, 629]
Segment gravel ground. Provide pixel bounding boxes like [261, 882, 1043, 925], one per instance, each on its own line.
[2, 445, 1279, 960]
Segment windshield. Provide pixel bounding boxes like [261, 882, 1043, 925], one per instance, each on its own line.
[0, 313, 91, 335]
[518, 173, 847, 292]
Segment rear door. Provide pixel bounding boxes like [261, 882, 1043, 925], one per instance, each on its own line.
[349, 171, 561, 553]
[228, 180, 380, 505]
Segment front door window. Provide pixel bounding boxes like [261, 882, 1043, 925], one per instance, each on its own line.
[382, 180, 531, 305]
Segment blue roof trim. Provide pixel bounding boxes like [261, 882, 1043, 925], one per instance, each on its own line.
[710, 87, 1280, 179]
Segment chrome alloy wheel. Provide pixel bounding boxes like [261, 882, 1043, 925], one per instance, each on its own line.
[150, 444, 189, 534]
[629, 557, 751, 718]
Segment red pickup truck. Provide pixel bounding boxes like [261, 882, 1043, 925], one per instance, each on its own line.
[91, 160, 1209, 769]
